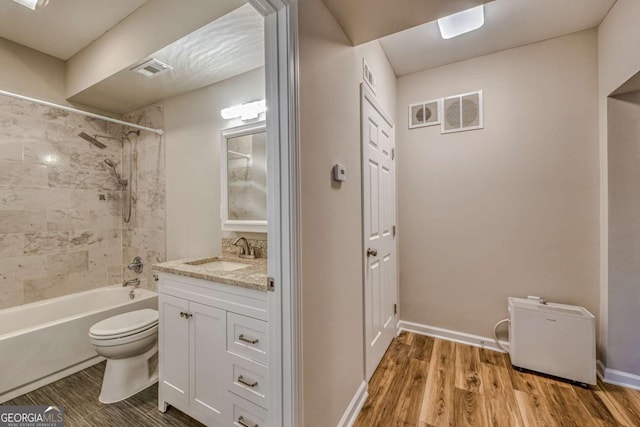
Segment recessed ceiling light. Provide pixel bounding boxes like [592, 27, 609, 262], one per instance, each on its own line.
[12, 0, 49, 10]
[437, 5, 485, 40]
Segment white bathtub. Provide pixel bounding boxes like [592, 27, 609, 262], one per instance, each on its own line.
[0, 285, 157, 403]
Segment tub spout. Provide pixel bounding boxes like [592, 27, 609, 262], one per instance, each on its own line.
[123, 278, 140, 288]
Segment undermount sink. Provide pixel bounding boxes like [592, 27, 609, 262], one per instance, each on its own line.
[185, 259, 250, 272]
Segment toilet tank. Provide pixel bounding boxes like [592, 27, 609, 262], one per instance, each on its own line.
[508, 297, 596, 385]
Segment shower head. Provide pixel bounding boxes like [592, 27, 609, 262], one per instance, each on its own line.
[78, 132, 107, 149]
[103, 158, 127, 187]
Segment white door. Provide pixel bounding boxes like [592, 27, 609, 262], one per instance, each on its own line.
[159, 294, 190, 406]
[362, 89, 397, 380]
[190, 302, 227, 425]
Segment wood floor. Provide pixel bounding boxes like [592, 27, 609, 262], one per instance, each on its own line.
[354, 332, 640, 427]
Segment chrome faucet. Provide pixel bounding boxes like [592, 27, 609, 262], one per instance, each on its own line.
[123, 278, 140, 288]
[232, 237, 256, 259]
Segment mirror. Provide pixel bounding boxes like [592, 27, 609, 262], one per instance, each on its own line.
[221, 122, 267, 232]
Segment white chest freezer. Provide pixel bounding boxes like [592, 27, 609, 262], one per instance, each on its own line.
[508, 297, 596, 385]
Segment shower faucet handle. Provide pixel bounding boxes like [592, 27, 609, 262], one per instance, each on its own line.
[127, 256, 144, 274]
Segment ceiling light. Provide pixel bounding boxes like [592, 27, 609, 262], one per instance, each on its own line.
[437, 5, 484, 39]
[12, 0, 49, 10]
[221, 100, 266, 121]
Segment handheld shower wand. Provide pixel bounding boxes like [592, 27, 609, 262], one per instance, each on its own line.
[103, 159, 127, 186]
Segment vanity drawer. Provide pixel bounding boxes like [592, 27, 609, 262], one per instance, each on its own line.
[227, 312, 268, 365]
[230, 394, 268, 427]
[227, 353, 269, 409]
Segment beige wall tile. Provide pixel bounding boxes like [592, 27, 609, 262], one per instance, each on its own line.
[24, 231, 70, 255]
[0, 210, 46, 234]
[0, 255, 47, 281]
[0, 160, 48, 187]
[0, 278, 24, 309]
[47, 251, 88, 275]
[0, 233, 24, 258]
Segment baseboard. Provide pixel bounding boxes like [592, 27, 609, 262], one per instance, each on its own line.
[598, 361, 640, 391]
[398, 320, 509, 353]
[337, 380, 368, 427]
[0, 356, 105, 404]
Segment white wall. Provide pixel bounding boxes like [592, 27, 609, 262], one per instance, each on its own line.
[598, 0, 640, 372]
[163, 67, 264, 260]
[396, 30, 600, 341]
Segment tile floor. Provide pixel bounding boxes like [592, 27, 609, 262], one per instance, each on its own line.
[2, 362, 203, 426]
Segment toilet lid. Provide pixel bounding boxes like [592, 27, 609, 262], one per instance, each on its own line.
[89, 309, 158, 338]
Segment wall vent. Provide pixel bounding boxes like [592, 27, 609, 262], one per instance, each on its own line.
[130, 58, 173, 78]
[442, 90, 483, 134]
[363, 59, 376, 94]
[408, 99, 440, 129]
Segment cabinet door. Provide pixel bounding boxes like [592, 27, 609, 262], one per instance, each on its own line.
[190, 302, 227, 425]
[159, 294, 190, 407]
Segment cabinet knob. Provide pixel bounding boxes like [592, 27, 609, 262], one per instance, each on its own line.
[366, 248, 378, 257]
[179, 311, 192, 319]
[239, 334, 259, 345]
[237, 375, 258, 388]
[237, 416, 258, 427]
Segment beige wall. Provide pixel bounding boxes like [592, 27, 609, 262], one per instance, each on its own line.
[606, 92, 640, 375]
[298, 0, 397, 425]
[163, 67, 264, 261]
[597, 0, 640, 369]
[0, 37, 66, 104]
[298, 1, 362, 424]
[396, 30, 600, 340]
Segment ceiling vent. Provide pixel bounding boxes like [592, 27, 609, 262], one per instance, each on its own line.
[130, 58, 173, 78]
[442, 90, 483, 134]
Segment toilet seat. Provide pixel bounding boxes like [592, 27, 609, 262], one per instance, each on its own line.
[89, 309, 158, 340]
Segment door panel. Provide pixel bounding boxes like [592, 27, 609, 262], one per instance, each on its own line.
[190, 302, 226, 425]
[363, 91, 397, 381]
[159, 294, 190, 406]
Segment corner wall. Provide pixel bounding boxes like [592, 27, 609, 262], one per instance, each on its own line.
[396, 30, 600, 340]
[298, 0, 397, 425]
[598, 0, 640, 374]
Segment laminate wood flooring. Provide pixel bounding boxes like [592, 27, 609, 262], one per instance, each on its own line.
[1, 362, 203, 427]
[354, 332, 640, 427]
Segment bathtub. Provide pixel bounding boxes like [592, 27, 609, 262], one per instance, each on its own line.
[0, 285, 157, 403]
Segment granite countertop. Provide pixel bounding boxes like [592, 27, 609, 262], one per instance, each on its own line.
[153, 253, 268, 292]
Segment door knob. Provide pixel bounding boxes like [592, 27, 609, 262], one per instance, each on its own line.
[367, 248, 378, 257]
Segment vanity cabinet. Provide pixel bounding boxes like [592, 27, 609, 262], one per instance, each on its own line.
[157, 273, 270, 427]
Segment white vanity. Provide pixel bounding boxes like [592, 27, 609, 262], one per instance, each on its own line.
[154, 255, 270, 427]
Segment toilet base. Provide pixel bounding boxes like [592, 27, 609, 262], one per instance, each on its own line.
[99, 343, 158, 404]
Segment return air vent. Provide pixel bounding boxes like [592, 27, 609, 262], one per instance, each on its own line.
[408, 99, 440, 129]
[442, 90, 483, 133]
[130, 58, 173, 78]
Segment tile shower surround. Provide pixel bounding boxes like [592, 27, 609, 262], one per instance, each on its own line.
[0, 97, 166, 309]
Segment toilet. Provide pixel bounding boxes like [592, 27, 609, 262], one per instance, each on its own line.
[89, 309, 159, 403]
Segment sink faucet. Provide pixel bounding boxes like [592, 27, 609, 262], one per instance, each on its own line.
[232, 237, 256, 259]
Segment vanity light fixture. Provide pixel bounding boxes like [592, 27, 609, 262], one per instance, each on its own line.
[221, 100, 266, 121]
[12, 0, 49, 10]
[437, 5, 484, 39]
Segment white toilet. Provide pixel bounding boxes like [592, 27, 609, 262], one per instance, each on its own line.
[89, 309, 159, 403]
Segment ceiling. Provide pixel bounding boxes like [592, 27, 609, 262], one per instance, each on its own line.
[0, 0, 148, 60]
[321, 0, 491, 45]
[69, 4, 264, 114]
[379, 0, 617, 76]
